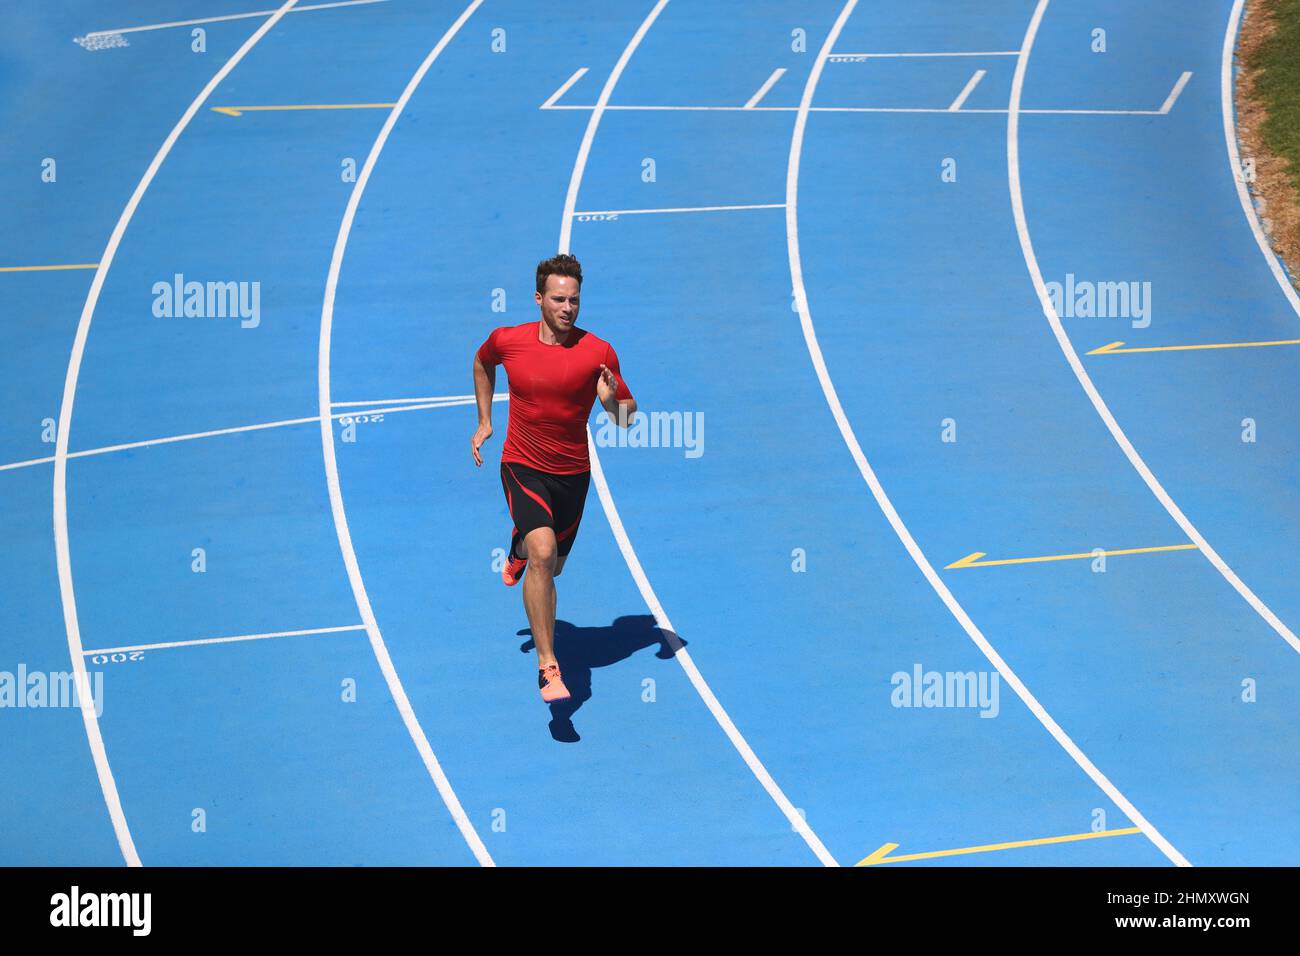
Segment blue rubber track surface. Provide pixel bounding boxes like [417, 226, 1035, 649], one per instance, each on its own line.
[1, 0, 1296, 866]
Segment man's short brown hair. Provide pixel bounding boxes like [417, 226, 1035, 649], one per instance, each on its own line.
[536, 253, 583, 294]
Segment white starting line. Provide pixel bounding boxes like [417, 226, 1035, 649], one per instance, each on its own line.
[84, 0, 386, 38]
[545, 102, 1186, 116]
[541, 61, 1192, 118]
[575, 202, 785, 216]
[330, 393, 507, 407]
[830, 51, 1022, 58]
[0, 394, 507, 474]
[83, 624, 367, 657]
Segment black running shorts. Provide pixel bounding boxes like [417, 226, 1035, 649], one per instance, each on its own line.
[500, 461, 592, 558]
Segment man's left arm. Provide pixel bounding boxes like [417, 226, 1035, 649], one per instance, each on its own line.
[597, 348, 636, 427]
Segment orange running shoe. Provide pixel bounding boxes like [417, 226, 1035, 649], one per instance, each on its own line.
[538, 663, 571, 703]
[502, 549, 527, 586]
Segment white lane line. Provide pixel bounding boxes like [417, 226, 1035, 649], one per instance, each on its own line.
[831, 51, 1020, 57]
[574, 203, 784, 216]
[589, 441, 848, 865]
[83, 625, 366, 656]
[561, 0, 839, 868]
[791, 0, 1190, 868]
[560, 2, 661, 253]
[1011, 3, 1300, 657]
[1222, 0, 1300, 315]
[1, 398, 487, 475]
[744, 68, 786, 109]
[54, 0, 300, 870]
[318, 0, 493, 867]
[545, 103, 1171, 115]
[949, 69, 986, 111]
[1159, 71, 1193, 113]
[540, 67, 589, 109]
[332, 393, 507, 407]
[85, 0, 384, 37]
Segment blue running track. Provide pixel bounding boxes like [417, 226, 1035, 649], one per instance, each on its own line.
[2, 0, 1297, 866]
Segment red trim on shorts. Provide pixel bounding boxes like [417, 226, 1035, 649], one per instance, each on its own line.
[504, 463, 553, 518]
[556, 515, 582, 542]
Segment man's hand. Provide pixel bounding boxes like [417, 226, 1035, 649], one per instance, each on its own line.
[598, 364, 636, 425]
[597, 364, 618, 405]
[471, 421, 492, 467]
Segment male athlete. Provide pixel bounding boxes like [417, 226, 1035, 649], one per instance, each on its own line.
[471, 253, 636, 703]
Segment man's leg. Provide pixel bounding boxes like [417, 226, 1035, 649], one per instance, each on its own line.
[522, 526, 559, 666]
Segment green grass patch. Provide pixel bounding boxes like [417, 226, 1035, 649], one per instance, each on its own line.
[1247, 0, 1300, 192]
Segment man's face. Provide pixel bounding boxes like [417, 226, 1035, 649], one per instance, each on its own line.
[535, 274, 580, 334]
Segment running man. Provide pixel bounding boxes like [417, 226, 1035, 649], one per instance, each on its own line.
[471, 253, 637, 703]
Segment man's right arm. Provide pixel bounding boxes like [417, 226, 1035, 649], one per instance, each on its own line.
[471, 352, 496, 467]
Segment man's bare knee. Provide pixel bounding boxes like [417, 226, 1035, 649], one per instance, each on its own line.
[525, 532, 557, 571]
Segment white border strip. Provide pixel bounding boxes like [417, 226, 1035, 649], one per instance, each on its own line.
[559, 0, 839, 867]
[1222, 0, 1300, 314]
[54, 0, 301, 869]
[791, 0, 1189, 866]
[318, 0, 494, 867]
[85, 0, 384, 37]
[1010, 1, 1300, 655]
[83, 625, 365, 656]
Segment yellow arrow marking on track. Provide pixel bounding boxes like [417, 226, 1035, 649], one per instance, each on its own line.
[856, 827, 1142, 866]
[0, 263, 99, 272]
[1088, 338, 1300, 355]
[211, 103, 397, 117]
[945, 543, 1197, 570]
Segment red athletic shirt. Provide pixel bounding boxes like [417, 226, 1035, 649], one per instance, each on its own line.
[477, 321, 633, 474]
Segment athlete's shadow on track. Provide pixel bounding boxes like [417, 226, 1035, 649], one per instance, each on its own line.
[517, 614, 686, 743]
